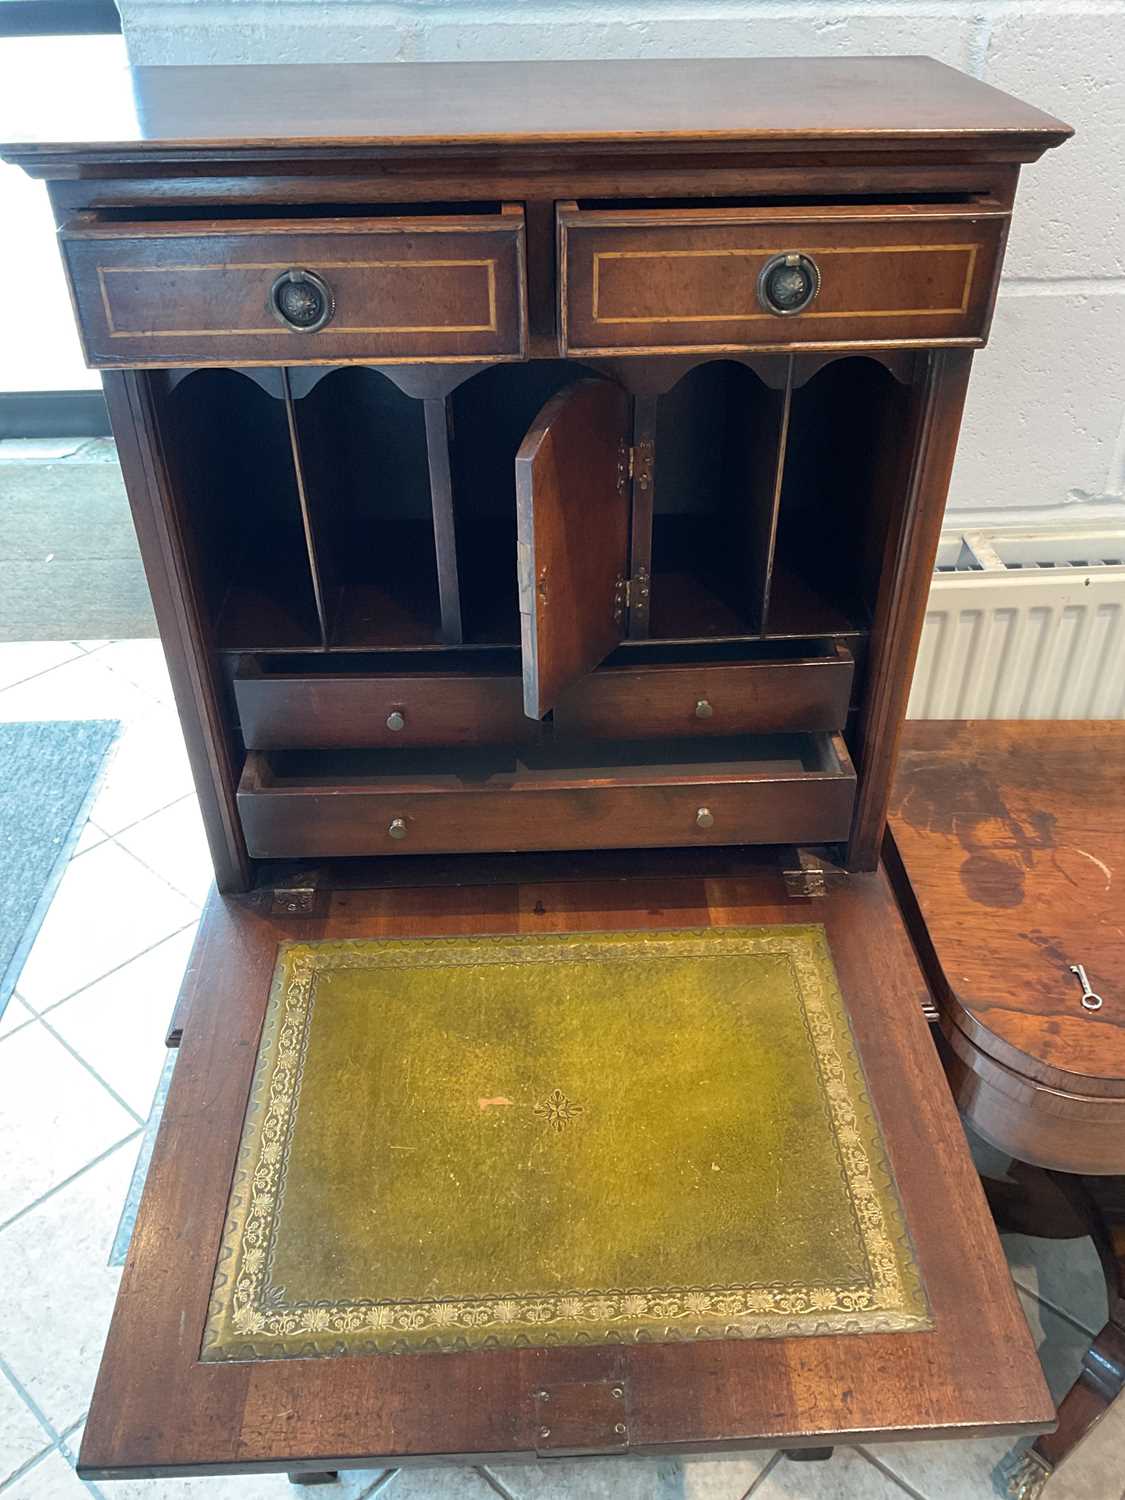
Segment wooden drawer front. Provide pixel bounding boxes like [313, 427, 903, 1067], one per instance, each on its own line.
[559, 206, 1004, 355]
[234, 665, 535, 750]
[238, 735, 856, 858]
[554, 647, 853, 739]
[61, 212, 527, 368]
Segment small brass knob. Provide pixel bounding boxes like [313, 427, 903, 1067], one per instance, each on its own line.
[695, 698, 713, 719]
[388, 817, 408, 840]
[696, 807, 714, 829]
[386, 710, 405, 732]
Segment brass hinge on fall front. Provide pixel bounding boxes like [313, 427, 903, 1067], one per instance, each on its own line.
[268, 873, 323, 916]
[780, 846, 848, 898]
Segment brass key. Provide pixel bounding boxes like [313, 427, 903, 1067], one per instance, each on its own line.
[1069, 963, 1104, 1012]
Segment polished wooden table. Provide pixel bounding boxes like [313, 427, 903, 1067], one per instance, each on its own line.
[888, 721, 1125, 1498]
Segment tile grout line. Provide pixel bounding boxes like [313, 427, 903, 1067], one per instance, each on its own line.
[35, 1011, 149, 1128]
[0, 649, 87, 697]
[478, 1464, 520, 1500]
[58, 1416, 88, 1443]
[109, 825, 208, 909]
[0, 1364, 103, 1498]
[363, 1472, 400, 1497]
[0, 1444, 62, 1497]
[0, 640, 164, 712]
[744, 1451, 782, 1496]
[28, 917, 200, 1025]
[1012, 1274, 1103, 1339]
[856, 1445, 933, 1500]
[0, 1130, 142, 1237]
[57, 1427, 107, 1500]
[64, 638, 171, 710]
[72, 792, 198, 870]
[103, 789, 195, 848]
[0, 1000, 36, 1044]
[0, 1353, 60, 1461]
[54, 1412, 104, 1500]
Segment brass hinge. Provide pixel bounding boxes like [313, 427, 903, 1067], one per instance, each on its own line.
[613, 565, 650, 627]
[780, 846, 847, 898]
[614, 573, 629, 624]
[630, 439, 654, 493]
[270, 880, 320, 916]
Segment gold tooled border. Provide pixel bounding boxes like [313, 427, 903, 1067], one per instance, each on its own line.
[201, 926, 930, 1360]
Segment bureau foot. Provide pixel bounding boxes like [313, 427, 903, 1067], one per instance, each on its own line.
[288, 1473, 338, 1486]
[1000, 1448, 1050, 1499]
[782, 1448, 833, 1461]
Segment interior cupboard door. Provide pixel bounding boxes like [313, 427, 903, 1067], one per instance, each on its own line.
[515, 378, 632, 718]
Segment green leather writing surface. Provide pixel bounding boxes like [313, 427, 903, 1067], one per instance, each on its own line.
[202, 926, 928, 1359]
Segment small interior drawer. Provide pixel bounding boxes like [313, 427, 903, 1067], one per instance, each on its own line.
[237, 732, 856, 858]
[558, 201, 1005, 355]
[554, 642, 854, 739]
[233, 652, 536, 750]
[60, 207, 527, 368]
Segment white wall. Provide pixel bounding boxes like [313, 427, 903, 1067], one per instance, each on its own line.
[115, 1, 1125, 515]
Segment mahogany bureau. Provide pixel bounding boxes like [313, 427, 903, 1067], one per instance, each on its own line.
[1, 56, 1074, 1483]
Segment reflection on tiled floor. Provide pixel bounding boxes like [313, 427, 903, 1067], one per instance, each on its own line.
[0, 637, 1115, 1498]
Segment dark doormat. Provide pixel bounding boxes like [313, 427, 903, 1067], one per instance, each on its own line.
[0, 454, 156, 640]
[0, 718, 120, 1018]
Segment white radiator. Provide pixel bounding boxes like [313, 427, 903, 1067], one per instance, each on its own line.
[907, 524, 1125, 719]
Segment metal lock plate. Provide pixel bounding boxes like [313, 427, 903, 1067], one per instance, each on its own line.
[532, 1379, 630, 1457]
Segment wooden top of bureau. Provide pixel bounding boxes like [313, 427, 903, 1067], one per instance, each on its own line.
[1, 55, 1070, 167]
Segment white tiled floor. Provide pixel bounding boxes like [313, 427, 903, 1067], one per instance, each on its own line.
[0, 639, 1115, 1499]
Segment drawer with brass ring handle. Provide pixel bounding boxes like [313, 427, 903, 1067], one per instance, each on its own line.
[557, 201, 1004, 355]
[57, 207, 529, 368]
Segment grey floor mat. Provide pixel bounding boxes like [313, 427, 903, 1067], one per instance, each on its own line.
[0, 444, 156, 640]
[0, 718, 120, 1016]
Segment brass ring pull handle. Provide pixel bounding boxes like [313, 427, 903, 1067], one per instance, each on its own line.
[270, 269, 334, 332]
[757, 252, 821, 317]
